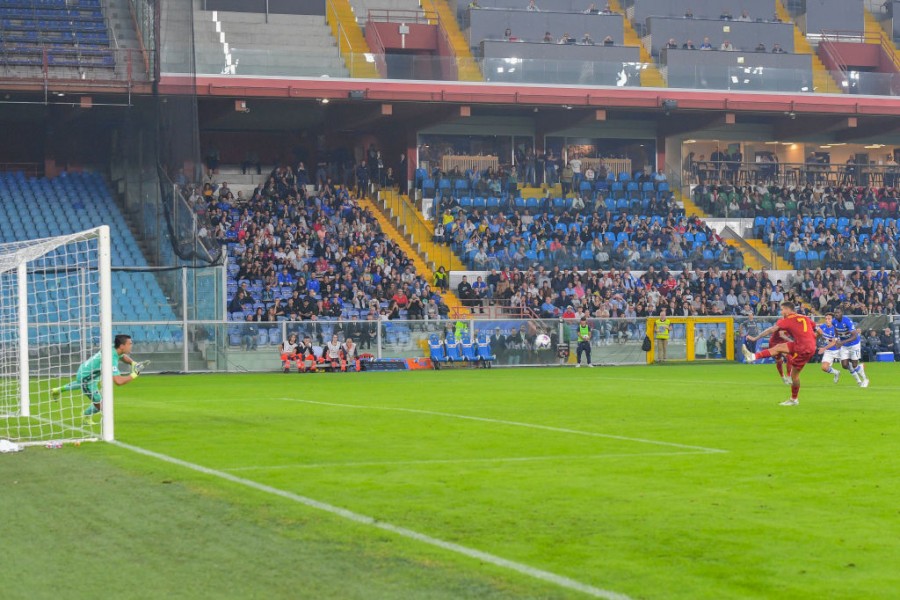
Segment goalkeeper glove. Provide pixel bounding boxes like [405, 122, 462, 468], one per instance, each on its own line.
[130, 361, 149, 379]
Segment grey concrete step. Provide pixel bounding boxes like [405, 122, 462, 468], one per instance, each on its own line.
[196, 62, 348, 77]
[210, 11, 328, 26]
[192, 31, 337, 44]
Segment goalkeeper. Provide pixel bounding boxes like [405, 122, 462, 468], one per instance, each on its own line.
[51, 334, 147, 416]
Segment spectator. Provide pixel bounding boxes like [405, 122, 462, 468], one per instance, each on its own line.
[879, 327, 896, 358]
[755, 42, 766, 52]
[720, 40, 735, 51]
[581, 33, 595, 45]
[666, 38, 678, 49]
[682, 39, 696, 49]
[543, 31, 553, 43]
[684, 9, 694, 18]
[458, 275, 475, 308]
[736, 10, 751, 21]
[603, 35, 615, 46]
[584, 2, 598, 14]
[720, 10, 733, 20]
[526, 0, 538, 11]
[700, 37, 713, 50]
[559, 32, 576, 44]
[241, 315, 258, 350]
[772, 43, 786, 54]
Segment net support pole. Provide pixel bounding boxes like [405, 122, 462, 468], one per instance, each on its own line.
[182, 267, 189, 372]
[98, 225, 115, 442]
[17, 262, 30, 417]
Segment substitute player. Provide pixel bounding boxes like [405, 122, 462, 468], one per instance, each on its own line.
[296, 335, 318, 373]
[341, 337, 361, 372]
[742, 302, 817, 406]
[832, 307, 869, 388]
[50, 334, 145, 416]
[817, 312, 842, 384]
[575, 316, 593, 368]
[280, 333, 299, 373]
[325, 334, 343, 371]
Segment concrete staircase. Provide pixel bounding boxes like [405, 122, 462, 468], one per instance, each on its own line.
[326, 0, 380, 78]
[193, 10, 348, 77]
[864, 9, 900, 72]
[359, 196, 470, 316]
[775, 0, 842, 94]
[424, 0, 482, 81]
[678, 189, 794, 271]
[159, 0, 198, 74]
[103, 0, 148, 79]
[608, 0, 666, 87]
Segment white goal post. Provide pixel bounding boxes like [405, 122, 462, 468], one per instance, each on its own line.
[0, 226, 113, 446]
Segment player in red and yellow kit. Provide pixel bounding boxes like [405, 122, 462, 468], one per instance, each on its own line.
[746, 327, 795, 385]
[742, 302, 818, 406]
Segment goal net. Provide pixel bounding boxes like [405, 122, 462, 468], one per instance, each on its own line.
[0, 226, 113, 446]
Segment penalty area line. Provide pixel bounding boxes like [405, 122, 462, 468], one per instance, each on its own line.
[278, 398, 729, 454]
[113, 440, 633, 600]
[224, 450, 719, 472]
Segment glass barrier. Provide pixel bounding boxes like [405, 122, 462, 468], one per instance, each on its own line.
[482, 58, 644, 87]
[188, 49, 900, 97]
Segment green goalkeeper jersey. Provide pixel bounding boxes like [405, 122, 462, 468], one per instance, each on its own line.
[76, 348, 121, 382]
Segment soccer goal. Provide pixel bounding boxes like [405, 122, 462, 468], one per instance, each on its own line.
[0, 226, 114, 446]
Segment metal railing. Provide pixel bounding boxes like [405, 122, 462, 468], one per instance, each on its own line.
[378, 188, 460, 273]
[683, 160, 900, 188]
[366, 9, 437, 24]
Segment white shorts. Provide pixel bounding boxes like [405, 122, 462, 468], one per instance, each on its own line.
[821, 349, 840, 365]
[839, 345, 862, 362]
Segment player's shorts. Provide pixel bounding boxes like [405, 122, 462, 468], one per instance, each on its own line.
[786, 343, 816, 371]
[839, 344, 862, 361]
[821, 349, 840, 364]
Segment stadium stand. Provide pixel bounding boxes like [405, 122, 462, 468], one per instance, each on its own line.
[0, 171, 177, 329]
[214, 171, 451, 348]
[789, 266, 899, 315]
[458, 264, 803, 324]
[0, 0, 114, 73]
[645, 16, 794, 56]
[191, 10, 348, 77]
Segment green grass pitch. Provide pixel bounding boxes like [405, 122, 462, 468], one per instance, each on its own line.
[3, 363, 900, 599]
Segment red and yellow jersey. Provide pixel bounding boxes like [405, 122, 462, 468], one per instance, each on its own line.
[776, 314, 817, 349]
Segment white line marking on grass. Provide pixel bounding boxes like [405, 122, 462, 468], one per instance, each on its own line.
[224, 450, 718, 472]
[113, 440, 633, 600]
[278, 398, 729, 454]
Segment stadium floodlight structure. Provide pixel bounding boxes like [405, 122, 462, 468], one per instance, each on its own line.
[0, 226, 113, 446]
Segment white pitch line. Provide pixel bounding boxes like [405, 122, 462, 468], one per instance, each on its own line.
[277, 398, 729, 454]
[223, 449, 718, 472]
[113, 440, 633, 600]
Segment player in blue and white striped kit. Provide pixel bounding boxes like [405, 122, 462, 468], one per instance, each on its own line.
[832, 308, 869, 388]
[817, 312, 841, 384]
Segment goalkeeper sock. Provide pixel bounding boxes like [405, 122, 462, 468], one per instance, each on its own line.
[61, 381, 80, 392]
